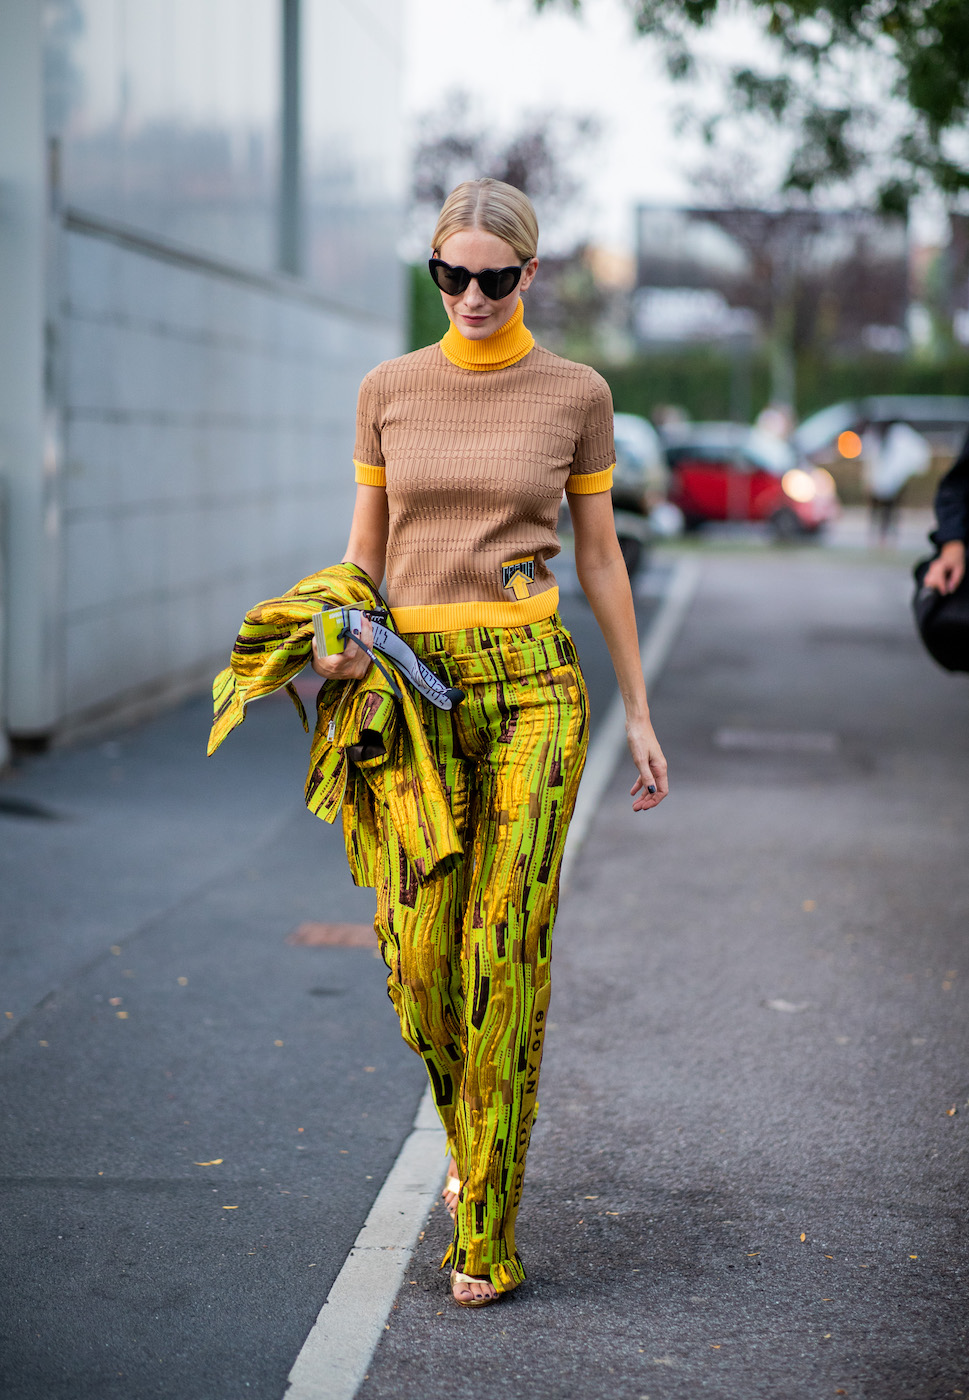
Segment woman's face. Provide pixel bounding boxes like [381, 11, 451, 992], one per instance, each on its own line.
[435, 228, 538, 340]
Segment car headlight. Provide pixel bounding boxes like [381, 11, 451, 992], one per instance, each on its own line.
[781, 468, 817, 503]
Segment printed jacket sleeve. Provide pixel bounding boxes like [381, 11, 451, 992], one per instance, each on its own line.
[565, 370, 615, 495]
[353, 371, 386, 487]
[931, 428, 969, 545]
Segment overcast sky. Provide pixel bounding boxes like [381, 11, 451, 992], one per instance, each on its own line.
[401, 0, 770, 255]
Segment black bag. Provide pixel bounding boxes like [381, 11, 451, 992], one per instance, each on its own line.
[913, 557, 969, 673]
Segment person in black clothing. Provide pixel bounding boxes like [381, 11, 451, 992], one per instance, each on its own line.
[924, 429, 969, 594]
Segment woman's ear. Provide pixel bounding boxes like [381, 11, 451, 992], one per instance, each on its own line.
[520, 256, 539, 292]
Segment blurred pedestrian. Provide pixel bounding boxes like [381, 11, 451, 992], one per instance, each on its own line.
[924, 428, 968, 594]
[312, 178, 668, 1308]
[861, 419, 932, 544]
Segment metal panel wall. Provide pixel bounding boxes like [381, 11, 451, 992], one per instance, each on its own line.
[303, 0, 405, 317]
[0, 2, 54, 740]
[50, 0, 282, 273]
[2, 0, 404, 739]
[58, 227, 398, 727]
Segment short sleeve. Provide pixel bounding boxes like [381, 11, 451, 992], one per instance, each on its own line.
[565, 371, 615, 495]
[352, 372, 386, 487]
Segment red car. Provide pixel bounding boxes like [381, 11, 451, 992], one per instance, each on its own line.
[660, 422, 840, 539]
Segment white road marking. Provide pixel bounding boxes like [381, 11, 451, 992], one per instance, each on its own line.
[283, 554, 700, 1399]
[714, 727, 839, 753]
[284, 1089, 446, 1400]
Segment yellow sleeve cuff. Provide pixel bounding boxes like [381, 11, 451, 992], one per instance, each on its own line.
[565, 463, 614, 495]
[354, 460, 386, 487]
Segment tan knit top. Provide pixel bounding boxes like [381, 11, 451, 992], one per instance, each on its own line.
[353, 300, 615, 633]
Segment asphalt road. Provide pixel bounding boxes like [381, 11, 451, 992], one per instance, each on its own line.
[359, 549, 969, 1400]
[0, 569, 648, 1400]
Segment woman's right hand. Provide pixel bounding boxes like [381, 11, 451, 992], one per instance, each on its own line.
[310, 614, 375, 681]
[924, 540, 966, 595]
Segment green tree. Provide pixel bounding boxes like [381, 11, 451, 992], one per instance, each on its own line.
[535, 0, 969, 209]
[408, 262, 449, 352]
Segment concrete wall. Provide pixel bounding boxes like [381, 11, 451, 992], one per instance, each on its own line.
[0, 1, 51, 748]
[57, 226, 399, 731]
[1, 0, 404, 743]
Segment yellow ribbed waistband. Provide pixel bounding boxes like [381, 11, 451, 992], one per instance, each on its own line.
[391, 586, 559, 636]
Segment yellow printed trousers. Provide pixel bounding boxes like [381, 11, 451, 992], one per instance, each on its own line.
[373, 614, 589, 1294]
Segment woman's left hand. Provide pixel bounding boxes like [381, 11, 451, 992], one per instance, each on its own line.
[567, 491, 669, 812]
[626, 718, 669, 811]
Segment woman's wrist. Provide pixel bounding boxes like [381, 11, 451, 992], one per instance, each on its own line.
[624, 705, 652, 729]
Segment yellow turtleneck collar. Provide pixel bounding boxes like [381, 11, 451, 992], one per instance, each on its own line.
[439, 298, 535, 372]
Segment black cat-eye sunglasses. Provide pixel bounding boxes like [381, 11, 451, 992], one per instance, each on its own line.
[428, 257, 527, 301]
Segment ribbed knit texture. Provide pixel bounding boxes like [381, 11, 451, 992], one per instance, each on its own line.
[439, 298, 535, 371]
[353, 309, 615, 633]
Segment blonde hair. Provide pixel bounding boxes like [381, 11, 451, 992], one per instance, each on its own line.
[432, 179, 539, 262]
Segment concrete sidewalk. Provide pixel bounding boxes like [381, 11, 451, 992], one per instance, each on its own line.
[358, 550, 969, 1400]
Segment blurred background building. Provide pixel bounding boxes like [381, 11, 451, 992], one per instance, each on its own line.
[634, 207, 909, 357]
[0, 0, 404, 752]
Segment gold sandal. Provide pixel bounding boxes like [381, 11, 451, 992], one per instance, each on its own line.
[450, 1269, 500, 1309]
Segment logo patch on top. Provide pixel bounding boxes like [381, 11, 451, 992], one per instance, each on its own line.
[502, 557, 535, 601]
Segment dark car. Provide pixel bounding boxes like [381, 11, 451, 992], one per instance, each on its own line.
[660, 422, 840, 539]
[794, 396, 969, 458]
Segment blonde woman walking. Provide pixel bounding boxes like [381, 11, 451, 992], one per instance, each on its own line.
[312, 178, 668, 1307]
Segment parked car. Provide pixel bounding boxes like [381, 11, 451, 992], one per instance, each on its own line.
[660, 421, 840, 539]
[610, 412, 671, 573]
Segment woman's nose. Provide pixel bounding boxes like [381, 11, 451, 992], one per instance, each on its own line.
[461, 276, 487, 306]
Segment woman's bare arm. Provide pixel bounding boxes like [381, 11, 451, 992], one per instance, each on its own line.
[311, 484, 389, 680]
[343, 483, 389, 586]
[568, 490, 668, 811]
